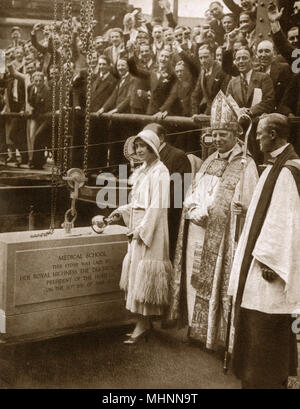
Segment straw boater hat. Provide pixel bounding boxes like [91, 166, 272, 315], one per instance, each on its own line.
[124, 129, 160, 162]
[210, 90, 242, 132]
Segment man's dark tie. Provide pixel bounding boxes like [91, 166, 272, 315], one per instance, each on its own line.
[240, 73, 248, 106]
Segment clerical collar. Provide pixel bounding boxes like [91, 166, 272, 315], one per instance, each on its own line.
[270, 143, 290, 158]
[217, 145, 235, 159]
[159, 142, 166, 152]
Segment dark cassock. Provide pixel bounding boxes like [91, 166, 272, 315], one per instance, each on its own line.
[228, 113, 300, 389]
[167, 91, 258, 350]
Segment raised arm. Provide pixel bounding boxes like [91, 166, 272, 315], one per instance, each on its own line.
[127, 56, 150, 79]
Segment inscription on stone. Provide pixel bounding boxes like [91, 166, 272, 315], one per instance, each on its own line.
[14, 242, 127, 306]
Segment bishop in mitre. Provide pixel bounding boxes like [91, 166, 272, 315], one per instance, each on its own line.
[167, 90, 258, 350]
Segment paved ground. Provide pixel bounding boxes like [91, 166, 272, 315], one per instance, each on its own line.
[0, 323, 240, 389]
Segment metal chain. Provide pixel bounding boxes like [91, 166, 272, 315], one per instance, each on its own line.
[82, 0, 95, 175]
[49, 0, 59, 234]
[57, 0, 66, 175]
[79, 0, 88, 53]
[31, 0, 60, 238]
[61, 0, 73, 176]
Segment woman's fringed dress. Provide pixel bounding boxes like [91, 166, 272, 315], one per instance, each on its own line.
[118, 159, 173, 316]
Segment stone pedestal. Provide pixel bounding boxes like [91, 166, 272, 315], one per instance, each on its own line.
[0, 225, 130, 343]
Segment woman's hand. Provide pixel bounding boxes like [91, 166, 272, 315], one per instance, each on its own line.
[107, 210, 122, 224]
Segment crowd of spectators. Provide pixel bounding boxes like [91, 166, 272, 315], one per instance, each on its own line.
[0, 0, 300, 169]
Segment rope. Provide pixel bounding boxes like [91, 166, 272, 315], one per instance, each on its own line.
[4, 129, 204, 157]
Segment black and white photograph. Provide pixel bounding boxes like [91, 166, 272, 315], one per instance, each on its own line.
[0, 0, 299, 392]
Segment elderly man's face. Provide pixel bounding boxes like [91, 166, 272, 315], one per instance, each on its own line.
[212, 130, 237, 153]
[257, 119, 274, 152]
[257, 41, 274, 66]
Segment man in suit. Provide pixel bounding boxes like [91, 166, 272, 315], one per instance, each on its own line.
[239, 11, 257, 51]
[128, 48, 176, 115]
[2, 62, 27, 165]
[128, 44, 155, 114]
[143, 123, 192, 262]
[226, 48, 275, 118]
[226, 47, 275, 162]
[191, 46, 229, 116]
[104, 28, 127, 67]
[222, 40, 292, 110]
[152, 25, 165, 63]
[29, 72, 52, 169]
[155, 60, 196, 119]
[99, 59, 134, 165]
[222, 13, 237, 37]
[92, 56, 118, 114]
[256, 40, 292, 110]
[100, 60, 132, 115]
[87, 56, 118, 169]
[208, 1, 226, 45]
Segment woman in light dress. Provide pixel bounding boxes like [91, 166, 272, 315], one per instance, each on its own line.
[109, 129, 173, 344]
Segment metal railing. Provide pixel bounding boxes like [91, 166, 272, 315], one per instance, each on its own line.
[1, 111, 299, 172]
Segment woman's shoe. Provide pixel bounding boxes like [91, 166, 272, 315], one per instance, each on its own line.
[125, 321, 153, 338]
[123, 329, 150, 344]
